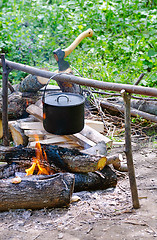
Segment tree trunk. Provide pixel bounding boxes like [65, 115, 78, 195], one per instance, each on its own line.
[0, 173, 74, 211]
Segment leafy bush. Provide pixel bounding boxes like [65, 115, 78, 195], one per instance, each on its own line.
[0, 0, 157, 87]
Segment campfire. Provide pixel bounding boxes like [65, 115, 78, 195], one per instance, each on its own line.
[25, 135, 52, 176]
[0, 137, 126, 211]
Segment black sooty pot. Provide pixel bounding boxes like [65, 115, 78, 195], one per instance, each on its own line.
[42, 92, 85, 135]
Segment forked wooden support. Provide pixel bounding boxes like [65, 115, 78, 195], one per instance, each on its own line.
[1, 54, 10, 146]
[121, 89, 140, 209]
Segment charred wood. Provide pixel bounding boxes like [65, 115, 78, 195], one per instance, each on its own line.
[0, 173, 74, 211]
[0, 144, 126, 177]
[74, 166, 117, 192]
[1, 145, 106, 173]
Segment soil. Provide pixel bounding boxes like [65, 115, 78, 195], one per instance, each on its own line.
[0, 139, 156, 240]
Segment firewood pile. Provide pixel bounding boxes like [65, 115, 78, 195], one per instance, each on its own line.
[8, 100, 112, 149]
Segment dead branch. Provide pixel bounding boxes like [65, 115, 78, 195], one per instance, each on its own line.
[101, 101, 157, 123]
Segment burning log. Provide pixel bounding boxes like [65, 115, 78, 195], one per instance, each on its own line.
[1, 145, 107, 173]
[0, 173, 75, 211]
[0, 144, 126, 173]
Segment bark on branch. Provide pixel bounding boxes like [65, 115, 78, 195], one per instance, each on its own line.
[0, 59, 157, 97]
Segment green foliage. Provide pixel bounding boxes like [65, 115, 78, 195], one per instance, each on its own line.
[0, 0, 157, 87]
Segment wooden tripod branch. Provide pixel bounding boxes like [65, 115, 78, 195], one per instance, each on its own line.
[121, 89, 140, 209]
[0, 58, 157, 97]
[1, 54, 9, 146]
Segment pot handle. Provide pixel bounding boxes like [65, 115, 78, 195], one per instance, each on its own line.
[42, 73, 65, 102]
[56, 95, 70, 103]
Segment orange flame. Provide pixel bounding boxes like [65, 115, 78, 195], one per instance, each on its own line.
[43, 113, 46, 120]
[26, 99, 29, 107]
[25, 135, 51, 176]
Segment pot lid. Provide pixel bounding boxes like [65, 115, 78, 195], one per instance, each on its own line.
[43, 92, 85, 107]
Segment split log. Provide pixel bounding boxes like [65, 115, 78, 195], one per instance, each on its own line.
[101, 101, 157, 123]
[29, 136, 73, 148]
[81, 141, 107, 156]
[85, 119, 104, 133]
[0, 173, 74, 211]
[80, 125, 112, 147]
[26, 104, 43, 121]
[20, 121, 45, 130]
[68, 133, 96, 148]
[8, 121, 28, 146]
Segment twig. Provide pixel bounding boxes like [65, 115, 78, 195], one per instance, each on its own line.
[84, 89, 157, 101]
[134, 73, 145, 85]
[32, 234, 41, 240]
[8, 81, 15, 93]
[85, 88, 109, 131]
[71, 65, 83, 77]
[124, 221, 157, 235]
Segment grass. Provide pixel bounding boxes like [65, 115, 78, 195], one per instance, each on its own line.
[0, 0, 157, 88]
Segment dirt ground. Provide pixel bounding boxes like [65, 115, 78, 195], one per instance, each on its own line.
[0, 139, 156, 240]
